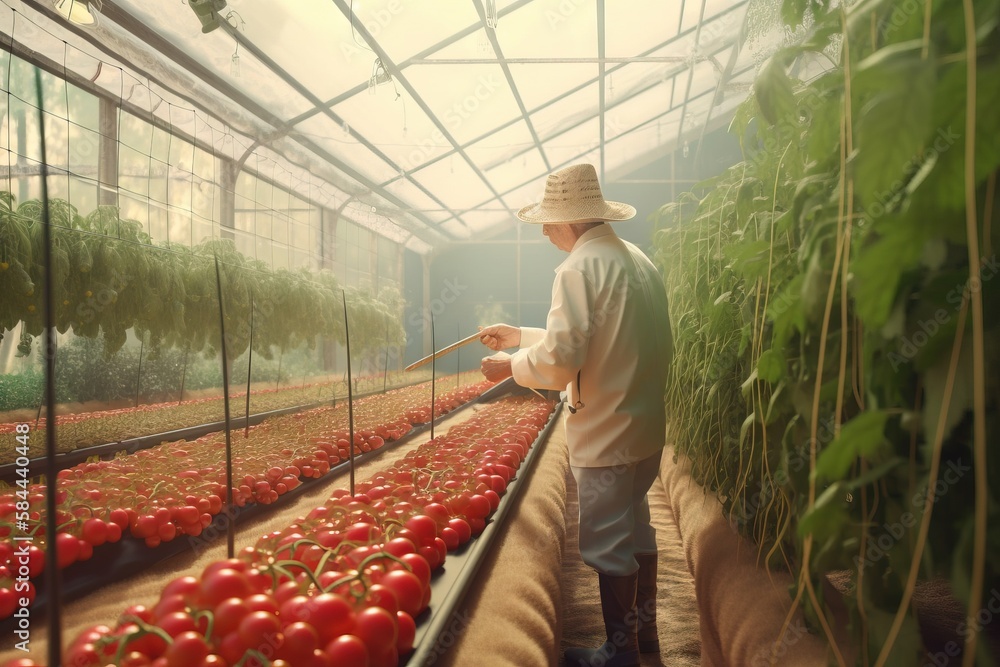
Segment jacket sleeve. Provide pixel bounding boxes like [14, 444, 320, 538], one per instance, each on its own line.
[519, 327, 546, 347]
[510, 268, 593, 391]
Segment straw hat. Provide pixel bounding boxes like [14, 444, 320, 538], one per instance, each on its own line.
[516, 163, 636, 224]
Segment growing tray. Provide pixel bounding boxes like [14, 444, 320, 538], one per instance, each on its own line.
[405, 385, 563, 665]
[0, 382, 487, 627]
[0, 383, 420, 483]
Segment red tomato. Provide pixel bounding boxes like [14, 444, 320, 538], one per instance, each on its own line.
[403, 515, 437, 546]
[160, 576, 200, 604]
[324, 635, 369, 665]
[382, 537, 416, 558]
[398, 553, 431, 590]
[81, 518, 109, 546]
[164, 631, 209, 667]
[55, 532, 81, 569]
[353, 607, 397, 656]
[243, 593, 280, 615]
[418, 544, 442, 570]
[200, 568, 251, 608]
[278, 622, 319, 663]
[0, 588, 16, 619]
[306, 593, 356, 643]
[238, 610, 281, 646]
[396, 611, 416, 653]
[447, 518, 472, 544]
[440, 527, 460, 551]
[212, 598, 251, 639]
[466, 495, 491, 520]
[379, 570, 424, 618]
[157, 611, 198, 638]
[364, 584, 399, 614]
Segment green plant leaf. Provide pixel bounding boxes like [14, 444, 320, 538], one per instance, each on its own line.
[757, 349, 786, 384]
[845, 456, 904, 490]
[851, 223, 927, 329]
[781, 0, 808, 28]
[797, 481, 846, 537]
[851, 41, 935, 209]
[754, 54, 795, 126]
[815, 411, 890, 483]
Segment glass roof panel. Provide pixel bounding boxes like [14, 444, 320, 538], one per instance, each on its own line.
[465, 120, 535, 171]
[114, 0, 317, 119]
[605, 117, 679, 174]
[528, 84, 600, 142]
[403, 62, 523, 145]
[441, 218, 473, 239]
[605, 84, 673, 142]
[411, 156, 494, 211]
[332, 88, 447, 174]
[9, 0, 759, 251]
[682, 0, 708, 32]
[540, 117, 600, 168]
[605, 1, 684, 57]
[507, 62, 597, 111]
[684, 0, 747, 42]
[605, 62, 675, 113]
[503, 180, 545, 213]
[382, 175, 453, 221]
[358, 1, 481, 64]
[294, 114, 400, 184]
[460, 209, 515, 234]
[228, 0, 371, 102]
[498, 0, 598, 59]
[429, 26, 497, 61]
[485, 148, 548, 196]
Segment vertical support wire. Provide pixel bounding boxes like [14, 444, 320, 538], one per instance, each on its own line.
[178, 347, 189, 405]
[133, 335, 144, 408]
[244, 288, 254, 438]
[343, 290, 355, 496]
[430, 314, 436, 441]
[382, 320, 389, 393]
[36, 65, 63, 667]
[214, 254, 235, 558]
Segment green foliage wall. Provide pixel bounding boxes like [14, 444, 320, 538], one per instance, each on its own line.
[656, 0, 1000, 662]
[0, 194, 406, 366]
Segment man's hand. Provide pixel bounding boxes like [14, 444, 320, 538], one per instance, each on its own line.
[481, 351, 513, 383]
[478, 323, 521, 350]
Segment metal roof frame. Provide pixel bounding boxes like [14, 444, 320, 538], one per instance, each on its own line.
[13, 0, 755, 250]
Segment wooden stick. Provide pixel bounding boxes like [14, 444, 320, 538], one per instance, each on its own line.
[404, 331, 482, 372]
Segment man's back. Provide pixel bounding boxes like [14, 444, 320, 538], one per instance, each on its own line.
[558, 225, 673, 467]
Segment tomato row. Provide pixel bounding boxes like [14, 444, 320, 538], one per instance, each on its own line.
[0, 380, 490, 618]
[2, 393, 556, 667]
[0, 376, 458, 463]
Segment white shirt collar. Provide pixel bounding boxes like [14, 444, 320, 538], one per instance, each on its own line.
[553, 224, 617, 273]
[571, 223, 615, 252]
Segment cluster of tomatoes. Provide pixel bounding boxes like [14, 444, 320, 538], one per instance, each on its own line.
[0, 381, 491, 621]
[2, 394, 556, 667]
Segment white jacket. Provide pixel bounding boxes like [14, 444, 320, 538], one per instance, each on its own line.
[510, 224, 673, 467]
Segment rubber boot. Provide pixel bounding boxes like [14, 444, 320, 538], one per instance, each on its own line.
[564, 571, 640, 667]
[635, 552, 660, 653]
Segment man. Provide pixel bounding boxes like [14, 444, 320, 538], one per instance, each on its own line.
[479, 163, 673, 667]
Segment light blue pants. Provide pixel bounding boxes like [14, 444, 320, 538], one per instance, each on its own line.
[571, 449, 663, 576]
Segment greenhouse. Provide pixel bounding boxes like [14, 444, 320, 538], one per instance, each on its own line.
[0, 0, 997, 665]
